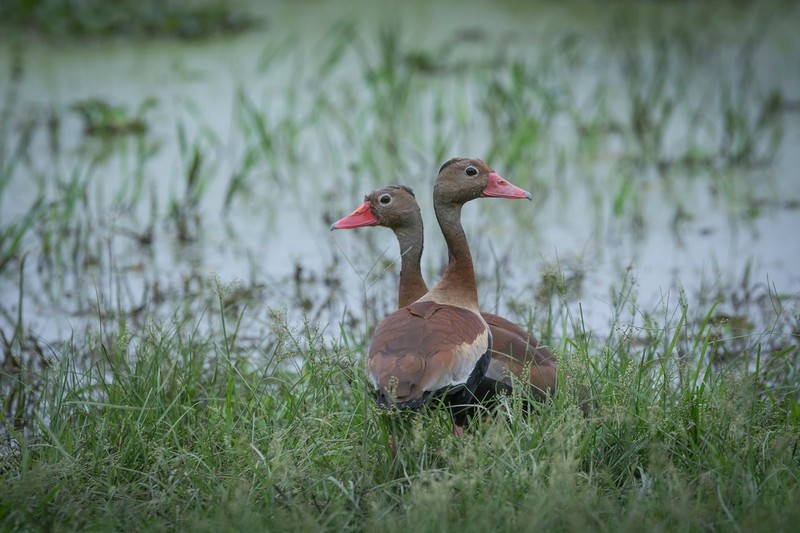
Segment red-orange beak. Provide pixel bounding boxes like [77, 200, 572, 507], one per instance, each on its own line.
[330, 202, 379, 230]
[481, 172, 532, 200]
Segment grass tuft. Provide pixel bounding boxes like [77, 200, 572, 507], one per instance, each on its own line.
[2, 287, 798, 530]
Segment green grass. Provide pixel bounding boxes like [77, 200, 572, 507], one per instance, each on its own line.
[1, 277, 798, 531]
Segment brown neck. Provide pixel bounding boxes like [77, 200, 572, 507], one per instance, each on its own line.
[423, 201, 480, 311]
[393, 223, 428, 308]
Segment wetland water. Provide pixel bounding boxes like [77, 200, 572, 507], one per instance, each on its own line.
[1, 0, 799, 352]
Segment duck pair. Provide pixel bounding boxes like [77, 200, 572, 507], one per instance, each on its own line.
[331, 157, 557, 434]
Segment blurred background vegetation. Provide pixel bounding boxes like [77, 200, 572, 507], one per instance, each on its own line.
[0, 0, 258, 39]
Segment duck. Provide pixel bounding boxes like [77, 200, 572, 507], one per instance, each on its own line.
[331, 184, 557, 410]
[333, 157, 533, 432]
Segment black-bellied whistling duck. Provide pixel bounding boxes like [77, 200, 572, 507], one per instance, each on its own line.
[331, 184, 557, 407]
[334, 158, 531, 432]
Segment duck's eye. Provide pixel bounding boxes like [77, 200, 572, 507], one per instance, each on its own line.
[379, 194, 392, 205]
[465, 166, 478, 177]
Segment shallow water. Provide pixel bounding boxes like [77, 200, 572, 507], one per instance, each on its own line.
[1, 0, 798, 347]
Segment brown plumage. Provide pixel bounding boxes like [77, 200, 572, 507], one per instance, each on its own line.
[334, 158, 532, 422]
[368, 301, 491, 409]
[331, 183, 557, 406]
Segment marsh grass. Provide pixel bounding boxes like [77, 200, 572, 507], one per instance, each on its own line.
[3, 5, 788, 282]
[1, 271, 798, 531]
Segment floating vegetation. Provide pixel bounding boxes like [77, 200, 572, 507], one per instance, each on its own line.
[71, 98, 156, 137]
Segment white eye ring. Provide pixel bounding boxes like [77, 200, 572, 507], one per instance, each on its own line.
[465, 166, 478, 177]
[379, 194, 392, 205]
